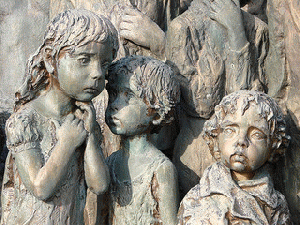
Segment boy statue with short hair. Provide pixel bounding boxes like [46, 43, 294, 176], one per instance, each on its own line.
[177, 90, 292, 224]
[103, 55, 180, 225]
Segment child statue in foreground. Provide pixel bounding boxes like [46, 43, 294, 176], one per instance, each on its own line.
[178, 90, 292, 224]
[102, 55, 180, 224]
[1, 10, 119, 224]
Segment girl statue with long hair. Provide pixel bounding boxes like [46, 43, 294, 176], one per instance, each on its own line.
[1, 9, 118, 225]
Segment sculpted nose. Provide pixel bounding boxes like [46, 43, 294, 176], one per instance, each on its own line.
[91, 62, 105, 80]
[236, 131, 249, 148]
[110, 100, 119, 111]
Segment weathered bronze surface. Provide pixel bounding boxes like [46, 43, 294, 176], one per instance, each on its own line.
[0, 10, 116, 224]
[0, 0, 299, 224]
[178, 90, 292, 224]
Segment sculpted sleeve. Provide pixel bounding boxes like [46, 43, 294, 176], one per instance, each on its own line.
[5, 108, 42, 155]
[225, 13, 269, 94]
[225, 43, 251, 94]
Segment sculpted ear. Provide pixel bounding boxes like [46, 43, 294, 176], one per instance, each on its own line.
[268, 138, 283, 163]
[211, 138, 221, 161]
[42, 46, 55, 74]
[202, 124, 221, 161]
[152, 114, 163, 126]
[152, 107, 176, 126]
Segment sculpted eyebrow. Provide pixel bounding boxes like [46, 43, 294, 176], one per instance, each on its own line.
[250, 123, 269, 135]
[73, 52, 96, 56]
[220, 120, 236, 128]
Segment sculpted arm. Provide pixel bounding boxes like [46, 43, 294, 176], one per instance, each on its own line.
[202, 0, 248, 51]
[13, 114, 87, 200]
[155, 161, 179, 225]
[202, 0, 252, 93]
[84, 129, 110, 195]
[76, 102, 110, 195]
[120, 7, 166, 58]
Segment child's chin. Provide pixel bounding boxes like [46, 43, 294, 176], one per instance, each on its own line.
[108, 125, 123, 135]
[75, 92, 100, 102]
[231, 162, 247, 172]
[73, 97, 94, 102]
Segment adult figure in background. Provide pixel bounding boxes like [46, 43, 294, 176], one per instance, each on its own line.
[266, 0, 300, 222]
[166, 0, 269, 196]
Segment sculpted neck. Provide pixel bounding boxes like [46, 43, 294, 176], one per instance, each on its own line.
[32, 86, 74, 121]
[122, 134, 150, 156]
[231, 170, 255, 182]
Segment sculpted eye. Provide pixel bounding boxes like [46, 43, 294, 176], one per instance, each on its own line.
[127, 92, 134, 98]
[251, 131, 266, 140]
[110, 91, 117, 100]
[78, 56, 91, 65]
[124, 91, 134, 100]
[223, 127, 235, 136]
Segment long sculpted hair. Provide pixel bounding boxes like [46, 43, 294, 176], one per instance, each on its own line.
[15, 9, 119, 111]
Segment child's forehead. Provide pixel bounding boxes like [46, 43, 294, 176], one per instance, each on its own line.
[108, 73, 137, 90]
[221, 103, 270, 133]
[224, 101, 263, 118]
[112, 71, 137, 84]
[67, 41, 109, 55]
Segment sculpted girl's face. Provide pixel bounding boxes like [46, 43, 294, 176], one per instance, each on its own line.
[56, 41, 114, 102]
[217, 102, 272, 176]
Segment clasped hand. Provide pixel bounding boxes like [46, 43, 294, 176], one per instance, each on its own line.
[55, 102, 98, 150]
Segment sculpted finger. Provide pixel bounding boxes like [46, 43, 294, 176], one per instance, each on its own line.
[78, 120, 85, 130]
[76, 102, 96, 124]
[74, 108, 84, 120]
[72, 117, 81, 125]
[65, 113, 75, 122]
[75, 101, 90, 111]
[121, 15, 135, 23]
[119, 21, 135, 31]
[120, 29, 136, 41]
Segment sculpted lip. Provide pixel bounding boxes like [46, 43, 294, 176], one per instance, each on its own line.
[111, 116, 119, 123]
[230, 154, 247, 164]
[83, 87, 99, 93]
[107, 115, 119, 125]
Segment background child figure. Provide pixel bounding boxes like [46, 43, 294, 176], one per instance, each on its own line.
[104, 55, 180, 225]
[177, 90, 292, 224]
[1, 10, 118, 224]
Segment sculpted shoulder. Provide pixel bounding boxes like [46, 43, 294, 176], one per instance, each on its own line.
[5, 103, 43, 149]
